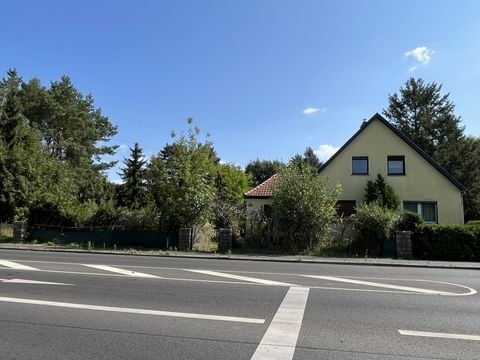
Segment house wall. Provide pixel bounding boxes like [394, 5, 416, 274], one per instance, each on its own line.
[320, 119, 464, 224]
[245, 198, 273, 233]
[246, 198, 273, 212]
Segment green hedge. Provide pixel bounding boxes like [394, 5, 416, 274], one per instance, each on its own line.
[413, 224, 480, 261]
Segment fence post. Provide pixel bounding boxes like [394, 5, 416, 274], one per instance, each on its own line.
[178, 228, 192, 251]
[395, 231, 412, 259]
[13, 221, 28, 242]
[218, 228, 232, 253]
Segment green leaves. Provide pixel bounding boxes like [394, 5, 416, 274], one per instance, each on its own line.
[271, 164, 341, 252]
[365, 174, 400, 211]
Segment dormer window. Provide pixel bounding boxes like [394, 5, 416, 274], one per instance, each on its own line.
[352, 156, 368, 175]
[388, 156, 405, 175]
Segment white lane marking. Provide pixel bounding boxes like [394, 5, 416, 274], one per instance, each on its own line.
[0, 296, 264, 324]
[0, 260, 39, 271]
[399, 330, 480, 341]
[82, 264, 160, 278]
[0, 278, 72, 286]
[2, 260, 476, 296]
[303, 275, 452, 295]
[188, 269, 293, 287]
[251, 287, 310, 360]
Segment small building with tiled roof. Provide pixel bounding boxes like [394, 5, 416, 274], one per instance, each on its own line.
[244, 174, 278, 224]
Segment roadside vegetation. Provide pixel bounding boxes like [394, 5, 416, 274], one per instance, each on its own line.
[1, 69, 479, 260]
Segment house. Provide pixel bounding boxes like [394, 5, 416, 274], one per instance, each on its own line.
[245, 113, 465, 225]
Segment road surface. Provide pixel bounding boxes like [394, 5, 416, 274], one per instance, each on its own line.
[0, 249, 479, 359]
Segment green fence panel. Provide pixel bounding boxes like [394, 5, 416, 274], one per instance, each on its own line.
[31, 229, 178, 249]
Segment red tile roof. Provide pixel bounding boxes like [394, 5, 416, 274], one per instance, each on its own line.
[244, 174, 278, 198]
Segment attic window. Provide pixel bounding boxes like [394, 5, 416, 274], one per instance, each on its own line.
[352, 156, 368, 175]
[388, 156, 405, 175]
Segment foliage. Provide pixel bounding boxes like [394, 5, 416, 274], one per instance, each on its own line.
[396, 211, 423, 232]
[290, 147, 323, 172]
[353, 202, 397, 257]
[118, 143, 149, 209]
[383, 77, 480, 221]
[245, 159, 285, 187]
[0, 69, 118, 225]
[413, 224, 480, 261]
[213, 163, 250, 231]
[147, 119, 218, 230]
[271, 164, 341, 253]
[365, 174, 400, 210]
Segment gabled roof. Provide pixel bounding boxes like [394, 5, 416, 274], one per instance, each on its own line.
[244, 174, 279, 198]
[319, 113, 466, 192]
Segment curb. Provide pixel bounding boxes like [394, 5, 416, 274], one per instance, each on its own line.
[0, 245, 479, 270]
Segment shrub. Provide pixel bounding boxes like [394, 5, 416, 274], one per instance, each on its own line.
[465, 220, 480, 227]
[365, 174, 400, 210]
[271, 165, 341, 253]
[353, 202, 397, 257]
[396, 212, 423, 232]
[413, 224, 480, 261]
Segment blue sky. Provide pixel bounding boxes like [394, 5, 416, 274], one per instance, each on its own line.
[2, 0, 480, 182]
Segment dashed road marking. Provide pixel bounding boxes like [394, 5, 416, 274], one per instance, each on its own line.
[0, 278, 72, 285]
[399, 330, 480, 341]
[82, 264, 160, 278]
[303, 275, 454, 295]
[187, 269, 294, 287]
[0, 296, 265, 324]
[0, 260, 39, 271]
[251, 287, 310, 360]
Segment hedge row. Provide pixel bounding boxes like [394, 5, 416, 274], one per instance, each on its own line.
[413, 224, 480, 261]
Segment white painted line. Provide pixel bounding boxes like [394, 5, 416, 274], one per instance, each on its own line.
[399, 330, 480, 341]
[251, 287, 310, 360]
[0, 260, 39, 271]
[82, 264, 160, 278]
[188, 269, 293, 287]
[0, 278, 72, 286]
[0, 296, 265, 324]
[303, 275, 452, 295]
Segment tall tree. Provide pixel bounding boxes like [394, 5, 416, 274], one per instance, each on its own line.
[290, 147, 323, 172]
[20, 75, 118, 169]
[118, 143, 148, 209]
[147, 119, 219, 230]
[245, 159, 285, 187]
[383, 77, 480, 220]
[383, 78, 464, 158]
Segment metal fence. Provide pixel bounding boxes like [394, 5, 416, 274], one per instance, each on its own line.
[31, 225, 179, 249]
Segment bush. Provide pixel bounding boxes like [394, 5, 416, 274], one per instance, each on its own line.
[271, 165, 341, 253]
[413, 224, 480, 261]
[396, 212, 423, 232]
[365, 174, 400, 211]
[465, 220, 480, 227]
[353, 202, 397, 257]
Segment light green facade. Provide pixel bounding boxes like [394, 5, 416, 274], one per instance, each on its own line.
[320, 118, 464, 224]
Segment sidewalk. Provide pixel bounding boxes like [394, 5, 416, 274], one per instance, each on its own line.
[0, 242, 479, 270]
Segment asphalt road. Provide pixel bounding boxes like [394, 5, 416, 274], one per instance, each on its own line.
[0, 249, 479, 360]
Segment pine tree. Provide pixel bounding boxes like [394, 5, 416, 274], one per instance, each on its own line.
[119, 143, 148, 209]
[383, 78, 464, 158]
[383, 78, 480, 220]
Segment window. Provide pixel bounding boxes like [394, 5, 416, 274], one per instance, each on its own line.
[388, 156, 405, 175]
[403, 201, 437, 223]
[336, 200, 356, 217]
[352, 156, 368, 175]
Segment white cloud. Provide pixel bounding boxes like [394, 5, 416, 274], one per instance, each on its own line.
[302, 107, 327, 115]
[116, 144, 129, 152]
[404, 46, 434, 72]
[314, 144, 340, 162]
